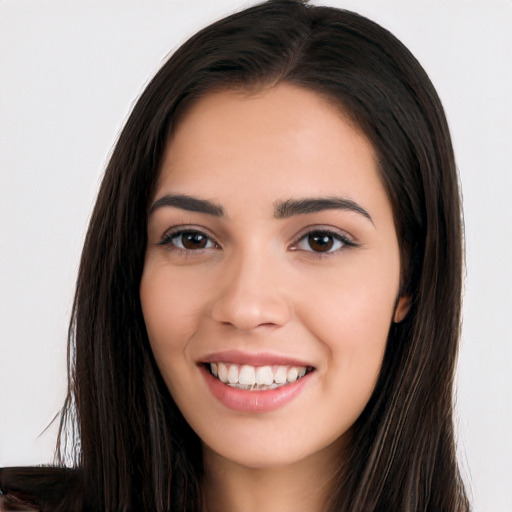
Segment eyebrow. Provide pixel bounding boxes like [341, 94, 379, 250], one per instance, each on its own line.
[150, 194, 224, 217]
[150, 194, 372, 223]
[274, 197, 373, 223]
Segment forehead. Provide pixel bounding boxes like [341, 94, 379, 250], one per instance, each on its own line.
[157, 83, 387, 220]
[167, 84, 369, 152]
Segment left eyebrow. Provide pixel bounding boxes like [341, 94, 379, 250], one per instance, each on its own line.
[274, 197, 373, 224]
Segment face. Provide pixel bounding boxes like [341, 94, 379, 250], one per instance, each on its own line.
[140, 83, 408, 470]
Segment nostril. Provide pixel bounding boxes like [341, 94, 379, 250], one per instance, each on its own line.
[210, 293, 292, 332]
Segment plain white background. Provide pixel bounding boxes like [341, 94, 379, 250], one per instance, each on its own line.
[0, 1, 511, 510]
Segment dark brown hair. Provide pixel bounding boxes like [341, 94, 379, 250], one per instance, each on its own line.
[0, 1, 469, 510]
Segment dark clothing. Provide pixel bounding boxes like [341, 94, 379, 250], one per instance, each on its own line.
[0, 467, 81, 512]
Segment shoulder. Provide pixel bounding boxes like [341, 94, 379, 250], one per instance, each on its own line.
[0, 466, 82, 512]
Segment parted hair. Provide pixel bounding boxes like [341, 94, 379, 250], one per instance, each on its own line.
[0, 1, 469, 511]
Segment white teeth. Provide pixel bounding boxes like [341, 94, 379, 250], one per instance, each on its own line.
[274, 366, 287, 384]
[217, 362, 228, 383]
[239, 365, 256, 386]
[209, 362, 310, 390]
[286, 367, 299, 383]
[255, 366, 273, 386]
[227, 365, 239, 384]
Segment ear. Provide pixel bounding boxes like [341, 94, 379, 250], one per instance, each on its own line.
[393, 295, 411, 323]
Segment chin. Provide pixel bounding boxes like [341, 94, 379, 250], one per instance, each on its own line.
[201, 422, 346, 471]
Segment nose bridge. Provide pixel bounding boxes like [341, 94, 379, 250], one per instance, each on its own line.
[210, 242, 292, 331]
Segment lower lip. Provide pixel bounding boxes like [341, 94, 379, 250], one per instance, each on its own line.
[201, 366, 313, 413]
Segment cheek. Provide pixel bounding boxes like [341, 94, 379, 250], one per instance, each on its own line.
[297, 254, 398, 341]
[139, 266, 211, 408]
[140, 265, 204, 361]
[294, 253, 398, 396]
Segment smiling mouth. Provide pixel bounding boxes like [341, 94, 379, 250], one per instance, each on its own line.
[204, 362, 314, 390]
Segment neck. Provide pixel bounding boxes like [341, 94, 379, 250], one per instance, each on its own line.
[201, 440, 344, 512]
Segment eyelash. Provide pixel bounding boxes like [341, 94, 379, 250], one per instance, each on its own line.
[158, 227, 220, 254]
[290, 228, 357, 256]
[157, 227, 357, 255]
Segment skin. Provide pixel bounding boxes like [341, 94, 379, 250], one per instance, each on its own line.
[140, 83, 409, 512]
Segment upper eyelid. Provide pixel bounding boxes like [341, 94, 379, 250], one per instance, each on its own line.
[290, 225, 356, 244]
[159, 225, 220, 246]
[161, 224, 215, 236]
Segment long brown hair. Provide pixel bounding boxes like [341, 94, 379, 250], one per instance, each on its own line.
[3, 1, 469, 510]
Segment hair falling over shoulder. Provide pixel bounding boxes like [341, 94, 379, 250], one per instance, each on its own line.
[1, 1, 470, 510]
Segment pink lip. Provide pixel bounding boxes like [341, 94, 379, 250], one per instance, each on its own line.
[200, 365, 313, 413]
[201, 349, 312, 368]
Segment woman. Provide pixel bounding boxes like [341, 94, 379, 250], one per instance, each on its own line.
[0, 0, 470, 510]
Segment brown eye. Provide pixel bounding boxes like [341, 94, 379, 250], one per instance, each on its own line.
[181, 231, 209, 249]
[308, 233, 334, 252]
[294, 230, 354, 254]
[161, 230, 216, 250]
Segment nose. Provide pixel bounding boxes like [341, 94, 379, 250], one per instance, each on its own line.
[210, 249, 293, 332]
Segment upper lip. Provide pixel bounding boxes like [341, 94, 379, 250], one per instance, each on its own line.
[200, 350, 314, 368]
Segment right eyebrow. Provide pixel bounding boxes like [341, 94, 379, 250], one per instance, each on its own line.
[149, 194, 225, 217]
